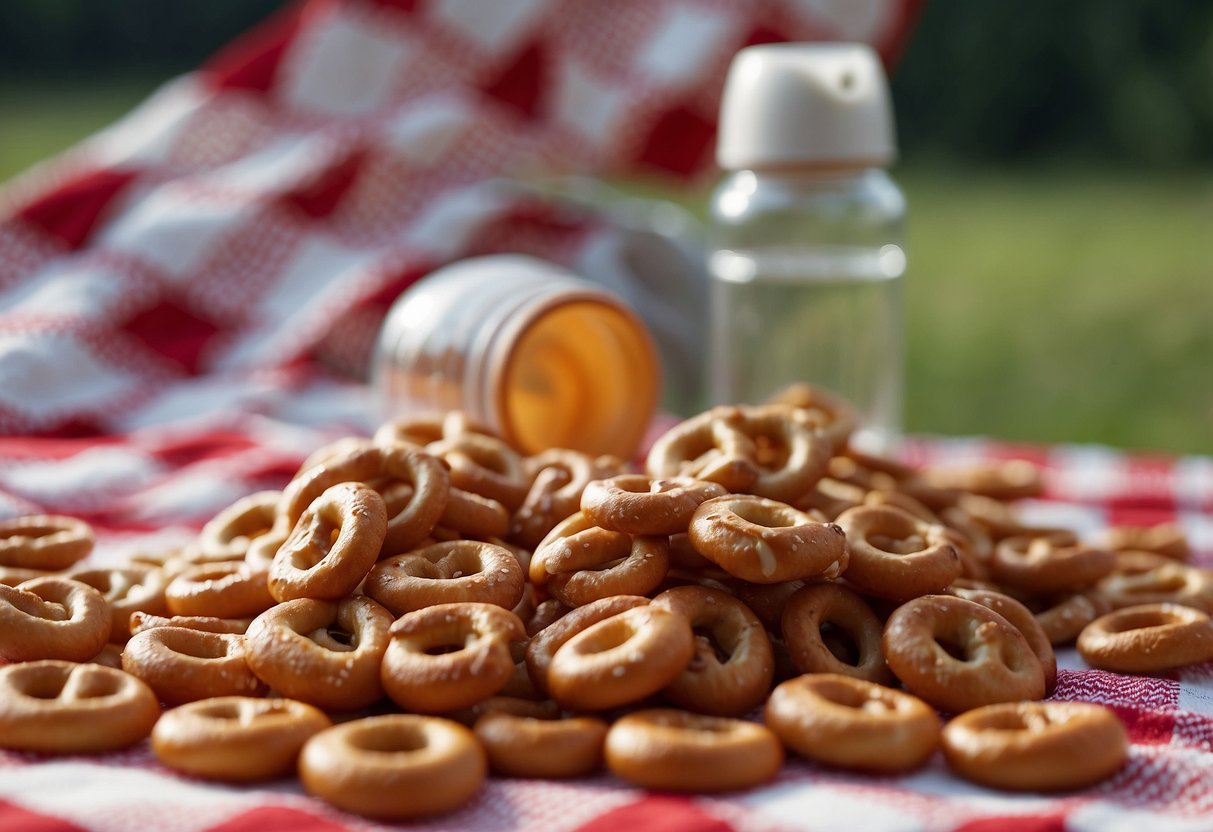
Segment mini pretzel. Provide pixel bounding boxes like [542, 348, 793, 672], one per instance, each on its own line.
[366, 540, 524, 616]
[245, 596, 393, 711]
[646, 405, 831, 500]
[269, 482, 386, 602]
[530, 512, 669, 606]
[381, 602, 525, 713]
[919, 459, 1045, 501]
[765, 673, 939, 772]
[1098, 523, 1190, 560]
[942, 701, 1128, 791]
[990, 531, 1114, 594]
[1094, 560, 1213, 612]
[121, 626, 264, 704]
[198, 491, 281, 562]
[0, 577, 110, 662]
[438, 487, 510, 539]
[763, 382, 858, 450]
[525, 595, 649, 694]
[781, 582, 893, 685]
[152, 696, 331, 781]
[280, 445, 449, 555]
[651, 585, 774, 717]
[0, 660, 160, 753]
[580, 475, 726, 536]
[836, 504, 961, 600]
[511, 449, 626, 548]
[882, 594, 1045, 713]
[373, 411, 489, 449]
[0, 565, 52, 587]
[1077, 603, 1213, 673]
[299, 714, 486, 820]
[427, 432, 529, 511]
[945, 586, 1057, 695]
[474, 711, 608, 779]
[1034, 592, 1111, 645]
[166, 561, 274, 619]
[71, 567, 170, 642]
[546, 605, 693, 711]
[689, 495, 847, 584]
[604, 708, 783, 793]
[0, 515, 94, 570]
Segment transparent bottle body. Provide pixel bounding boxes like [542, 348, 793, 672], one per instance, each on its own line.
[707, 168, 906, 451]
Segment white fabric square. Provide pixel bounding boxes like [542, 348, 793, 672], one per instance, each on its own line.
[743, 780, 925, 832]
[429, 0, 548, 55]
[198, 133, 327, 193]
[794, 0, 894, 42]
[0, 332, 143, 421]
[86, 76, 209, 168]
[0, 260, 131, 321]
[0, 447, 159, 506]
[384, 93, 475, 167]
[280, 10, 414, 116]
[550, 61, 629, 149]
[99, 184, 253, 280]
[1049, 444, 1131, 502]
[635, 5, 735, 89]
[402, 184, 510, 259]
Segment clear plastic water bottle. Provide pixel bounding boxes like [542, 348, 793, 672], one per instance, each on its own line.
[708, 43, 906, 452]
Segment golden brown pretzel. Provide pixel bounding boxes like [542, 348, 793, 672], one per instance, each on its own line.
[0, 576, 110, 662]
[580, 475, 727, 536]
[605, 708, 783, 793]
[70, 566, 170, 642]
[1077, 603, 1213, 673]
[121, 626, 265, 704]
[0, 515, 94, 570]
[197, 491, 281, 562]
[426, 432, 529, 511]
[942, 701, 1128, 791]
[989, 530, 1114, 594]
[524, 594, 649, 694]
[781, 582, 893, 685]
[165, 561, 274, 619]
[945, 585, 1058, 695]
[835, 504, 961, 600]
[474, 711, 608, 779]
[511, 449, 626, 548]
[244, 595, 393, 711]
[530, 512, 669, 606]
[765, 673, 939, 772]
[152, 696, 331, 781]
[688, 495, 847, 584]
[0, 660, 159, 753]
[882, 594, 1045, 713]
[367, 539, 524, 616]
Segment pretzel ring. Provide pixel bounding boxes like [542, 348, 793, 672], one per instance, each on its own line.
[920, 459, 1045, 501]
[765, 674, 939, 772]
[0, 515, 94, 570]
[688, 495, 847, 584]
[152, 696, 331, 781]
[763, 382, 859, 450]
[645, 406, 761, 491]
[299, 715, 486, 820]
[198, 491, 281, 562]
[581, 475, 727, 536]
[547, 605, 693, 711]
[942, 701, 1128, 791]
[269, 482, 386, 602]
[381, 602, 525, 713]
[245, 596, 392, 711]
[439, 487, 510, 540]
[836, 505, 961, 599]
[474, 711, 608, 778]
[281, 445, 449, 555]
[525, 595, 649, 694]
[651, 585, 774, 717]
[1077, 603, 1213, 673]
[0, 577, 110, 662]
[1034, 592, 1110, 645]
[604, 708, 783, 793]
[0, 660, 160, 753]
[166, 561, 275, 619]
[781, 582, 893, 685]
[511, 449, 625, 548]
[990, 531, 1114, 594]
[530, 512, 669, 607]
[1099, 523, 1190, 560]
[946, 586, 1058, 695]
[882, 594, 1045, 713]
[427, 433, 529, 511]
[70, 567, 170, 642]
[121, 626, 264, 704]
[1094, 561, 1213, 613]
[130, 612, 251, 636]
[373, 410, 489, 449]
[366, 540, 524, 616]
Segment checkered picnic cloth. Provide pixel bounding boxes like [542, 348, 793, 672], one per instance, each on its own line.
[4, 0, 1213, 828]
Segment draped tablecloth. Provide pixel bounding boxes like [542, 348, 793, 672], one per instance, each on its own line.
[3, 1, 1213, 828]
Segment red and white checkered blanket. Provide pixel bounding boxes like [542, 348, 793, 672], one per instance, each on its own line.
[4, 0, 1213, 828]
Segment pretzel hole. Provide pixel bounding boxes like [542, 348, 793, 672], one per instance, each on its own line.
[309, 626, 356, 652]
[196, 701, 244, 720]
[870, 534, 923, 555]
[21, 674, 69, 699]
[166, 637, 230, 660]
[820, 622, 861, 666]
[423, 642, 465, 656]
[689, 629, 730, 667]
[934, 636, 969, 662]
[352, 724, 428, 754]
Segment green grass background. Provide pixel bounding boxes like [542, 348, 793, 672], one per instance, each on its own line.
[2, 81, 1210, 455]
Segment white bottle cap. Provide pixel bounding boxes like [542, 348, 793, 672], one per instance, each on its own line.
[716, 42, 896, 171]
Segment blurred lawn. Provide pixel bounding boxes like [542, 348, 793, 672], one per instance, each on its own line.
[2, 81, 1210, 455]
